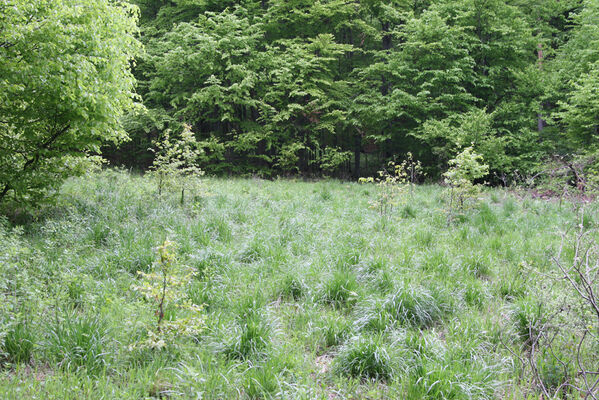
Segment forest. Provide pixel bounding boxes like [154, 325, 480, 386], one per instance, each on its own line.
[1, 0, 599, 399]
[109, 0, 599, 182]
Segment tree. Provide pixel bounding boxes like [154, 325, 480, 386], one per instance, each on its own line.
[352, 6, 477, 176]
[0, 0, 141, 206]
[443, 146, 489, 216]
[115, 0, 598, 180]
[149, 123, 204, 204]
[549, 0, 599, 149]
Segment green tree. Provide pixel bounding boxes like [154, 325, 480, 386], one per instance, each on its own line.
[549, 0, 599, 150]
[0, 0, 141, 206]
[117, 0, 599, 181]
[444, 146, 489, 216]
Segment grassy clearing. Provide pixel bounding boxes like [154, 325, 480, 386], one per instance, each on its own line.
[0, 170, 593, 399]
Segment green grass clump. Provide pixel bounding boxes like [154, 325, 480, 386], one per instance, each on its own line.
[277, 273, 306, 301]
[320, 269, 359, 309]
[1, 321, 35, 365]
[47, 312, 109, 374]
[316, 311, 352, 349]
[356, 284, 450, 331]
[333, 334, 399, 381]
[224, 295, 272, 360]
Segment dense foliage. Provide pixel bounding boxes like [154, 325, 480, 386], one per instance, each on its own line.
[100, 0, 598, 180]
[0, 0, 141, 206]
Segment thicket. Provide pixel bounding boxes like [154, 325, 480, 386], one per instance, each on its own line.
[100, 0, 599, 182]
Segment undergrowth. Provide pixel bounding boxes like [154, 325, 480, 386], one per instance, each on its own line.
[0, 169, 592, 399]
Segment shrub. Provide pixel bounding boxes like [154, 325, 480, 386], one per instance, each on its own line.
[444, 146, 489, 221]
[149, 124, 205, 204]
[359, 161, 410, 218]
[131, 240, 205, 350]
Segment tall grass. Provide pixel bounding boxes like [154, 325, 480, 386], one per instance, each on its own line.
[0, 169, 589, 398]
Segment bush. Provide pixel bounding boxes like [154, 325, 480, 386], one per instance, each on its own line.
[359, 155, 422, 219]
[444, 146, 489, 220]
[131, 241, 205, 350]
[149, 124, 205, 204]
[0, 0, 140, 207]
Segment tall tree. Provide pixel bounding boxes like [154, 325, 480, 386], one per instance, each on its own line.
[0, 0, 141, 206]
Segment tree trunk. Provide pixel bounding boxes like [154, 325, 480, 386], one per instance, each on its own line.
[353, 132, 361, 178]
[381, 22, 392, 96]
[0, 184, 10, 203]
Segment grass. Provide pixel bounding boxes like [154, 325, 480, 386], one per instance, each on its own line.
[333, 333, 399, 381]
[0, 169, 594, 399]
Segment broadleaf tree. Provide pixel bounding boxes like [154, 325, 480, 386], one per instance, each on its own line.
[0, 0, 141, 206]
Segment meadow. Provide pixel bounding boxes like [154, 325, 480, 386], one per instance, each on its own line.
[0, 170, 595, 399]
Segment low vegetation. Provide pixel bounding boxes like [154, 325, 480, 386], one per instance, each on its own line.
[1, 170, 597, 399]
